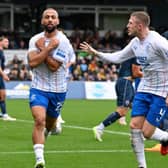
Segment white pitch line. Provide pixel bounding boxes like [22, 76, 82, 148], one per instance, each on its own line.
[64, 125, 130, 136]
[0, 149, 132, 155]
[0, 119, 131, 155]
[16, 119, 130, 136]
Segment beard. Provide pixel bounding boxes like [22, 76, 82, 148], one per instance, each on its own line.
[43, 24, 57, 33]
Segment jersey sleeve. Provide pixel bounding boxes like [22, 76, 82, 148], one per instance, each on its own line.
[52, 45, 67, 63]
[68, 43, 76, 63]
[97, 38, 135, 64]
[52, 40, 72, 63]
[28, 37, 38, 52]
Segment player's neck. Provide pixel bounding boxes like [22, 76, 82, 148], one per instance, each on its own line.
[45, 30, 58, 38]
[138, 28, 149, 41]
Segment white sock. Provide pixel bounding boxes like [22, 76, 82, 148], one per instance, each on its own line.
[33, 144, 45, 163]
[150, 127, 168, 141]
[119, 116, 126, 121]
[119, 116, 127, 123]
[131, 129, 146, 168]
[97, 123, 105, 130]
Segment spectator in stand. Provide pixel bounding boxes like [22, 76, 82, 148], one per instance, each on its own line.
[8, 40, 18, 49]
[80, 59, 88, 74]
[88, 58, 98, 73]
[8, 54, 23, 67]
[18, 39, 27, 49]
[19, 64, 32, 81]
[96, 68, 106, 81]
[8, 63, 20, 80]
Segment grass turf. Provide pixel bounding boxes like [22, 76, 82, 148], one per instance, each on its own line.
[0, 99, 167, 168]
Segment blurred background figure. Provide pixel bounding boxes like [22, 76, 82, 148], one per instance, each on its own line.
[0, 36, 16, 121]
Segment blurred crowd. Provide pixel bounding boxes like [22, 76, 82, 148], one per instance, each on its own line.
[2, 27, 168, 81]
[67, 28, 126, 81]
[5, 55, 32, 81]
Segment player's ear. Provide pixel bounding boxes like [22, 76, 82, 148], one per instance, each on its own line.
[138, 23, 143, 31]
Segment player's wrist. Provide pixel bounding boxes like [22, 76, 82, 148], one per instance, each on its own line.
[91, 48, 99, 56]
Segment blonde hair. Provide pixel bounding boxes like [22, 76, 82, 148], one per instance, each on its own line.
[131, 11, 150, 27]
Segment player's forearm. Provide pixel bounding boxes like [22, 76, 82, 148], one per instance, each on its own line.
[45, 56, 62, 72]
[28, 48, 52, 68]
[80, 41, 130, 64]
[97, 50, 127, 64]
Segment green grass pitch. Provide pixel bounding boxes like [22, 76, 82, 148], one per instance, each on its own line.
[0, 99, 167, 168]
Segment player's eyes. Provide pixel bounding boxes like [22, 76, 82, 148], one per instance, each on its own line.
[45, 16, 57, 19]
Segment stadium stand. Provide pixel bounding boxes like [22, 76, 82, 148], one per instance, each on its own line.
[0, 1, 168, 81]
